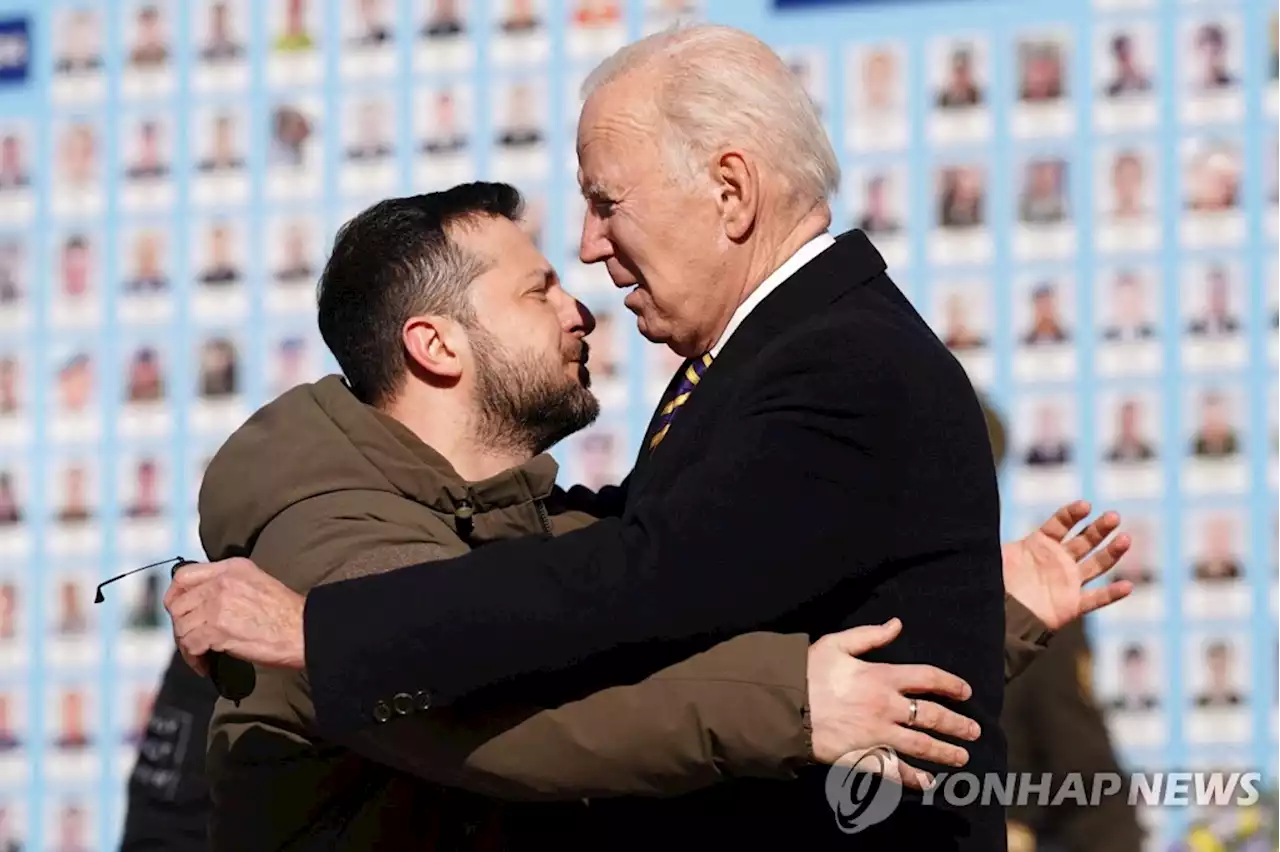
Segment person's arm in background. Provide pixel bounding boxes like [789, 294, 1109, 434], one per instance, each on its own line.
[1002, 620, 1144, 852]
[119, 648, 220, 852]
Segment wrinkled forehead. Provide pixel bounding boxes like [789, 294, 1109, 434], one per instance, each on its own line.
[576, 83, 660, 188]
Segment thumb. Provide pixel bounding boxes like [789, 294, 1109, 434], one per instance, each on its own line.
[831, 618, 902, 655]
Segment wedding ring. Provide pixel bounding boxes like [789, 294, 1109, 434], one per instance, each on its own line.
[907, 698, 918, 727]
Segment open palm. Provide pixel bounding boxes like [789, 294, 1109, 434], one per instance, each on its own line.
[1003, 500, 1134, 631]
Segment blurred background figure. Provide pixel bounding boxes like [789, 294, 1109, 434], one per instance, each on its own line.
[1194, 23, 1235, 90]
[1190, 391, 1239, 458]
[937, 44, 982, 107]
[1023, 283, 1070, 345]
[1105, 398, 1156, 463]
[1193, 514, 1243, 582]
[55, 8, 102, 73]
[199, 339, 239, 399]
[126, 347, 165, 404]
[128, 5, 169, 68]
[1104, 32, 1151, 96]
[201, 1, 244, 62]
[1102, 270, 1156, 342]
[984, 397, 1144, 852]
[938, 165, 984, 228]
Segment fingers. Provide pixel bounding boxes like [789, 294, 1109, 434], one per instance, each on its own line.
[1079, 580, 1134, 616]
[831, 618, 902, 655]
[1064, 511, 1121, 561]
[1039, 500, 1091, 541]
[886, 726, 970, 769]
[895, 760, 936, 792]
[882, 663, 972, 702]
[1080, 533, 1131, 583]
[902, 698, 981, 742]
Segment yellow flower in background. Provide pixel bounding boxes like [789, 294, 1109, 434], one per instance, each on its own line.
[1187, 826, 1226, 852]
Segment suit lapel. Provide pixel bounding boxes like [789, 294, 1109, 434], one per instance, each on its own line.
[626, 230, 888, 500]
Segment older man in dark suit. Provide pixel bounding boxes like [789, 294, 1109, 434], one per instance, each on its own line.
[167, 23, 1131, 850]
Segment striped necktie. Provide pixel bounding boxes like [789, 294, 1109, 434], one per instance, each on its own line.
[649, 353, 713, 451]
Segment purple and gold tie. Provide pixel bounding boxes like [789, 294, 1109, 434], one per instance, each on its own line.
[649, 353, 714, 451]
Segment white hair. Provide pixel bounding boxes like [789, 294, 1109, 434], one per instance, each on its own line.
[581, 23, 840, 207]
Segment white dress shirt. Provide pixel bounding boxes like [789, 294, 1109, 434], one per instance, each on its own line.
[708, 231, 837, 358]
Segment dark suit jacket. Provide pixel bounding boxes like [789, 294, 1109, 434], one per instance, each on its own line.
[304, 230, 1007, 849]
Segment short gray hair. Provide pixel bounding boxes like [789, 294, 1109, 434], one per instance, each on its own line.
[581, 23, 840, 207]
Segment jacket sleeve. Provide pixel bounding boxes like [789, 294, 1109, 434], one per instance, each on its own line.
[306, 334, 909, 734]
[254, 506, 814, 800]
[1004, 594, 1053, 682]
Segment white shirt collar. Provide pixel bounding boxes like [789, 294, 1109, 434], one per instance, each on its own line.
[709, 231, 836, 358]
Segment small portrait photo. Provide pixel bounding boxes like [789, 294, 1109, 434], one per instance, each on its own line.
[45, 798, 93, 852]
[492, 80, 550, 182]
[195, 218, 244, 288]
[120, 453, 168, 522]
[1113, 514, 1160, 589]
[272, 0, 320, 54]
[933, 37, 985, 110]
[415, 0, 475, 73]
[573, 427, 624, 491]
[198, 337, 241, 400]
[935, 164, 985, 230]
[1189, 510, 1245, 584]
[53, 7, 104, 76]
[345, 0, 395, 48]
[192, 106, 250, 207]
[1181, 260, 1247, 372]
[123, 343, 167, 407]
[120, 226, 171, 299]
[0, 691, 22, 753]
[125, 2, 171, 71]
[0, 126, 30, 192]
[1098, 24, 1154, 98]
[928, 37, 990, 145]
[1188, 386, 1242, 460]
[269, 334, 318, 398]
[1017, 276, 1073, 347]
[0, 353, 20, 421]
[847, 166, 908, 268]
[1185, 635, 1251, 743]
[492, 0, 550, 66]
[1017, 156, 1068, 225]
[0, 465, 22, 530]
[195, 107, 247, 175]
[196, 0, 247, 65]
[51, 457, 96, 528]
[51, 231, 99, 326]
[423, 0, 467, 39]
[932, 280, 993, 387]
[1015, 394, 1076, 476]
[0, 577, 17, 650]
[50, 572, 91, 639]
[1100, 146, 1156, 223]
[0, 237, 23, 318]
[1180, 16, 1245, 126]
[52, 119, 103, 217]
[1183, 138, 1241, 213]
[845, 42, 908, 152]
[780, 47, 829, 120]
[268, 100, 324, 200]
[53, 349, 96, 421]
[340, 0, 397, 79]
[1098, 266, 1159, 346]
[1017, 34, 1068, 104]
[1103, 639, 1162, 713]
[567, 0, 627, 61]
[416, 85, 471, 159]
[1100, 390, 1159, 464]
[340, 93, 397, 192]
[269, 214, 319, 291]
[122, 116, 171, 183]
[1013, 275, 1076, 382]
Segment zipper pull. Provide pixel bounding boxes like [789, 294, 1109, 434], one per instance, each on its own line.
[455, 500, 474, 543]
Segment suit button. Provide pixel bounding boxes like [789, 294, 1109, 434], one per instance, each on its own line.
[392, 692, 413, 716]
[414, 690, 431, 710]
[372, 700, 391, 723]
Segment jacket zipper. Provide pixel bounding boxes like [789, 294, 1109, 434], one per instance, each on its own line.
[535, 498, 551, 535]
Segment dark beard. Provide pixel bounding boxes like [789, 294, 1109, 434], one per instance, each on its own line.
[470, 326, 599, 456]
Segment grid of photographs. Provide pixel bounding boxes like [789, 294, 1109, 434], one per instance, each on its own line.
[0, 0, 1273, 849]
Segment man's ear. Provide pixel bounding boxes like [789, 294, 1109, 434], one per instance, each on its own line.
[715, 150, 758, 242]
[403, 315, 464, 381]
